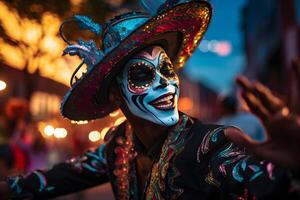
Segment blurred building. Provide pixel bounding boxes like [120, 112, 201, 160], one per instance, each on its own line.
[179, 73, 219, 122]
[242, 0, 300, 112]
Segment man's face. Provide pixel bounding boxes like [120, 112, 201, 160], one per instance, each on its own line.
[117, 46, 179, 126]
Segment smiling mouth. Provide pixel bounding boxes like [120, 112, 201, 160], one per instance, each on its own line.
[150, 93, 175, 110]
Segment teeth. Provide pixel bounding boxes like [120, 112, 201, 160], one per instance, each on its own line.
[153, 94, 173, 104]
[155, 101, 173, 109]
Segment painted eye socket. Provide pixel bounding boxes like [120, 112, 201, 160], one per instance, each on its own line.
[160, 61, 176, 78]
[128, 63, 155, 88]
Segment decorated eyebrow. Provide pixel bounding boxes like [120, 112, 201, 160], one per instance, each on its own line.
[158, 53, 173, 69]
[128, 59, 155, 68]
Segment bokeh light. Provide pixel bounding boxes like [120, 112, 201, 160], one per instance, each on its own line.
[198, 40, 232, 57]
[109, 110, 120, 117]
[178, 97, 193, 111]
[54, 128, 68, 138]
[100, 127, 110, 140]
[114, 117, 126, 126]
[71, 120, 89, 125]
[44, 125, 55, 137]
[0, 80, 6, 91]
[88, 131, 101, 142]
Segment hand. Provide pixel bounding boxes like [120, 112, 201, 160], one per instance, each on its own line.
[224, 75, 300, 168]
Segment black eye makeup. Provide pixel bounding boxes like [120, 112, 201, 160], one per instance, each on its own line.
[159, 55, 177, 79]
[128, 61, 155, 88]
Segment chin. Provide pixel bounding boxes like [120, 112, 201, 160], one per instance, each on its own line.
[150, 107, 180, 126]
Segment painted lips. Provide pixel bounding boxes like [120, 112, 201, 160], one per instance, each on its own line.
[150, 93, 175, 110]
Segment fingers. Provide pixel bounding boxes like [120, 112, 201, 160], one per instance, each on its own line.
[241, 91, 271, 121]
[236, 76, 252, 93]
[252, 81, 285, 113]
[237, 75, 285, 116]
[224, 126, 260, 150]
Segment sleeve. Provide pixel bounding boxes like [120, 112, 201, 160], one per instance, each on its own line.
[6, 144, 109, 199]
[199, 126, 296, 199]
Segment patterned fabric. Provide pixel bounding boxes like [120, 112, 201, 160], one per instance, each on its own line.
[145, 114, 190, 199]
[7, 144, 109, 199]
[6, 115, 300, 199]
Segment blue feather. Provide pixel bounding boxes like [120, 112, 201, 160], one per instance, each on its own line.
[73, 15, 102, 36]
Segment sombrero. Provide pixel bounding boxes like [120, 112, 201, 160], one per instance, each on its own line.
[60, 0, 212, 121]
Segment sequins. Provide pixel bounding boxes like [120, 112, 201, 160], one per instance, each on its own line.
[67, 144, 107, 174]
[114, 124, 136, 200]
[145, 115, 189, 200]
[128, 61, 156, 89]
[61, 2, 212, 121]
[205, 170, 221, 188]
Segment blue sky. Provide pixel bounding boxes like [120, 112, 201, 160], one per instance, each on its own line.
[183, 0, 247, 94]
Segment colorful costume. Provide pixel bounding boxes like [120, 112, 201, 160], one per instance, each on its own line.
[5, 0, 300, 199]
[7, 114, 299, 199]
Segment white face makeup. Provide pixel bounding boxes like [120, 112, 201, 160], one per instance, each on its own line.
[117, 46, 179, 126]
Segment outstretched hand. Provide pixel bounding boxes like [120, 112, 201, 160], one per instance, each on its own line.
[224, 73, 300, 168]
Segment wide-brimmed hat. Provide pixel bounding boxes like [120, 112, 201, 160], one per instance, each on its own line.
[61, 0, 212, 121]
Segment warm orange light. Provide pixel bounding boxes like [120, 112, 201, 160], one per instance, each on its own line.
[44, 125, 55, 137]
[281, 107, 290, 117]
[178, 97, 193, 111]
[70, 0, 84, 6]
[0, 80, 6, 91]
[54, 128, 68, 139]
[114, 117, 126, 126]
[109, 110, 120, 117]
[71, 120, 89, 125]
[100, 127, 110, 140]
[0, 2, 81, 86]
[88, 131, 101, 142]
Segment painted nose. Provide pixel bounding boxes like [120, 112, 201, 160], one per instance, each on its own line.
[155, 76, 169, 90]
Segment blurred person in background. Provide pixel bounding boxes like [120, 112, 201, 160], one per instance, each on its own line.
[4, 98, 29, 143]
[2, 98, 48, 173]
[0, 0, 300, 200]
[2, 98, 29, 172]
[21, 124, 48, 172]
[217, 94, 266, 141]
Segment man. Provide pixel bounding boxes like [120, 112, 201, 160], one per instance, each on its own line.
[1, 0, 300, 199]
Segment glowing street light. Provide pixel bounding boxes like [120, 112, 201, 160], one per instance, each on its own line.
[44, 125, 55, 137]
[198, 40, 232, 57]
[0, 80, 6, 91]
[54, 128, 68, 138]
[88, 131, 101, 142]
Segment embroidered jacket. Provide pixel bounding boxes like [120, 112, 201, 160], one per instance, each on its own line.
[6, 114, 300, 199]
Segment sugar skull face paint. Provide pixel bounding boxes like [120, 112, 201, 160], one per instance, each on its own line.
[117, 46, 179, 126]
